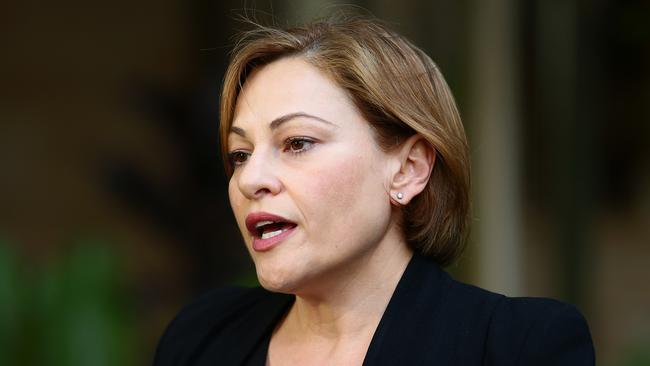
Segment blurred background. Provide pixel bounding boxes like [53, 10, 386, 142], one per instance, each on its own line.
[1, 0, 648, 365]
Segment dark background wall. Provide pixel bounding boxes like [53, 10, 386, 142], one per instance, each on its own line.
[1, 1, 648, 365]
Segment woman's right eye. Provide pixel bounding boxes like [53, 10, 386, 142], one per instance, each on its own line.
[228, 151, 250, 166]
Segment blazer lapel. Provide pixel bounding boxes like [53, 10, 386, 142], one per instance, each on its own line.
[363, 254, 452, 365]
[195, 289, 294, 366]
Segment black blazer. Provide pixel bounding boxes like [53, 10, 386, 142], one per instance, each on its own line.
[154, 254, 595, 365]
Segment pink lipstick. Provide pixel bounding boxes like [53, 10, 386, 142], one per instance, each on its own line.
[245, 212, 297, 252]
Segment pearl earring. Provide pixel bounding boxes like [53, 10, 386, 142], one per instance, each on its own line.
[396, 192, 404, 200]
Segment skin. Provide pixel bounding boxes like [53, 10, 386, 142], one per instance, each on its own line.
[227, 57, 435, 365]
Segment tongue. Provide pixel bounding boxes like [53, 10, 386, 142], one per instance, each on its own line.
[262, 222, 294, 234]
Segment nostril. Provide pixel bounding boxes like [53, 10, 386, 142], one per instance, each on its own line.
[254, 187, 273, 198]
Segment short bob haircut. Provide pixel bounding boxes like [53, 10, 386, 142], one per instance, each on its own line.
[219, 15, 471, 266]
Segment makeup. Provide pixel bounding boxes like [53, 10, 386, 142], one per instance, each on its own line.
[246, 212, 297, 251]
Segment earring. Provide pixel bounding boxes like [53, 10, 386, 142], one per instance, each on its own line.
[396, 192, 404, 200]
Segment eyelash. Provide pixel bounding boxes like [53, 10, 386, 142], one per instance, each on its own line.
[228, 150, 250, 167]
[228, 137, 316, 167]
[283, 136, 315, 155]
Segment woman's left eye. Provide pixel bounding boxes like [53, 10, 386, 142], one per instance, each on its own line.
[283, 137, 315, 154]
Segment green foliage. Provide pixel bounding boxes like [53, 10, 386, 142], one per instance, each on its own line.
[0, 241, 21, 365]
[621, 338, 650, 366]
[232, 271, 260, 288]
[0, 239, 135, 366]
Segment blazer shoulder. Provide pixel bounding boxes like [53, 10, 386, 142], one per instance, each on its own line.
[388, 256, 594, 365]
[166, 287, 267, 329]
[444, 275, 505, 307]
[153, 287, 281, 366]
[485, 296, 595, 366]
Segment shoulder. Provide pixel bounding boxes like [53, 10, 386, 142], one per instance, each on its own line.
[160, 287, 269, 333]
[369, 254, 595, 365]
[484, 296, 595, 365]
[153, 287, 291, 366]
[444, 277, 595, 365]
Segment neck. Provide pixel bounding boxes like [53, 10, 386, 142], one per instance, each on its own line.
[280, 229, 413, 339]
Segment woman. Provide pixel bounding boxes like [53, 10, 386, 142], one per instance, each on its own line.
[154, 15, 595, 365]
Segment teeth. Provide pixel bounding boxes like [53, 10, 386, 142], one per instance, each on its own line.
[255, 220, 274, 229]
[261, 229, 283, 239]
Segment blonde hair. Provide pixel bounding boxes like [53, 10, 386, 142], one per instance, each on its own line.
[220, 15, 471, 266]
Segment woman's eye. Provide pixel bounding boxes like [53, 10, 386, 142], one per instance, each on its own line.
[284, 137, 315, 154]
[229, 151, 250, 166]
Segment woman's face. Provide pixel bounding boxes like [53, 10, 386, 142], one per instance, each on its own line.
[227, 57, 399, 294]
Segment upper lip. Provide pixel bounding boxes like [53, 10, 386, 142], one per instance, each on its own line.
[245, 212, 296, 236]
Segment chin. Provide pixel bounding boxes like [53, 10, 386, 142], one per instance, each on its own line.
[254, 260, 303, 294]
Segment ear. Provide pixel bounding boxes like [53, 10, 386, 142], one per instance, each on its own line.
[389, 134, 436, 205]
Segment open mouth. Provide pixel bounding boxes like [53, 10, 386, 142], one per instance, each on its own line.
[254, 220, 297, 239]
[245, 212, 298, 251]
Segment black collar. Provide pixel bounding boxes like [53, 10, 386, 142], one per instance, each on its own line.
[224, 254, 453, 365]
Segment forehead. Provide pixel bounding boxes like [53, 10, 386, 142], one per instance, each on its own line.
[231, 57, 359, 130]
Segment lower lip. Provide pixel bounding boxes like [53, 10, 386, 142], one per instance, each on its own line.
[252, 226, 296, 252]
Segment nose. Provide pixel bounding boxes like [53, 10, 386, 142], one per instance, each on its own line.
[236, 149, 283, 200]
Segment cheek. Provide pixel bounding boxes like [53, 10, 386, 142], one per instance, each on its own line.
[309, 156, 365, 207]
[228, 177, 248, 233]
[228, 178, 239, 211]
[297, 149, 386, 225]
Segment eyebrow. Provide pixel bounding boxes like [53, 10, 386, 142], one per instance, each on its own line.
[229, 112, 336, 137]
